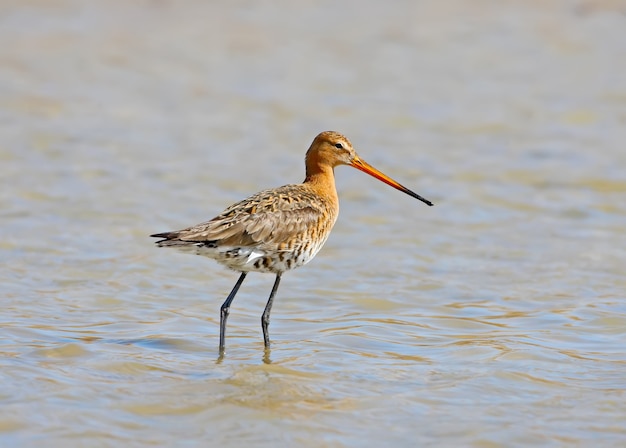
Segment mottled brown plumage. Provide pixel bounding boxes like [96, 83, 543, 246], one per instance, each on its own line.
[151, 131, 433, 353]
[152, 184, 337, 274]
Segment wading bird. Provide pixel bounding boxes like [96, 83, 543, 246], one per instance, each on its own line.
[151, 131, 433, 353]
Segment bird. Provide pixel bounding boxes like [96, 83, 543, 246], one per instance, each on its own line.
[150, 131, 433, 353]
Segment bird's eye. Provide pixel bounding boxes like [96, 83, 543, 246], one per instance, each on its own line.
[334, 143, 344, 149]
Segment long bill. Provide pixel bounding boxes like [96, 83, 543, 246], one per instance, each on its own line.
[350, 156, 434, 206]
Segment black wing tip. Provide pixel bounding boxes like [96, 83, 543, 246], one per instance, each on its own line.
[150, 231, 179, 243]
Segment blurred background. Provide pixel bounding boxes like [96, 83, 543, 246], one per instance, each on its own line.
[1, 0, 625, 446]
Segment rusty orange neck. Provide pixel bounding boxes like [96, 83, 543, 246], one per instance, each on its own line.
[303, 159, 338, 203]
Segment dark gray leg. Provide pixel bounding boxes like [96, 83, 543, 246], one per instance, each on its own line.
[219, 272, 247, 353]
[261, 273, 282, 348]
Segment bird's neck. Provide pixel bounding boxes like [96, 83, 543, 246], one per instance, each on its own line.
[303, 163, 338, 201]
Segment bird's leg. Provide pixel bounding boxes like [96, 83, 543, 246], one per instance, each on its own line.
[261, 273, 282, 348]
[219, 272, 247, 353]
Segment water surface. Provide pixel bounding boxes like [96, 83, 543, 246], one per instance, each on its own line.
[1, 0, 625, 446]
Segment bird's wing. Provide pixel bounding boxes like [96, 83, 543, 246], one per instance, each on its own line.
[158, 185, 332, 249]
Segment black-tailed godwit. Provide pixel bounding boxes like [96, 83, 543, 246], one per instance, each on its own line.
[151, 131, 433, 353]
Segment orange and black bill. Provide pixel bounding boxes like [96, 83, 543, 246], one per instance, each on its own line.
[351, 157, 434, 206]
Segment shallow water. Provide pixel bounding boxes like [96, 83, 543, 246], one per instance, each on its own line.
[1, 0, 625, 446]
